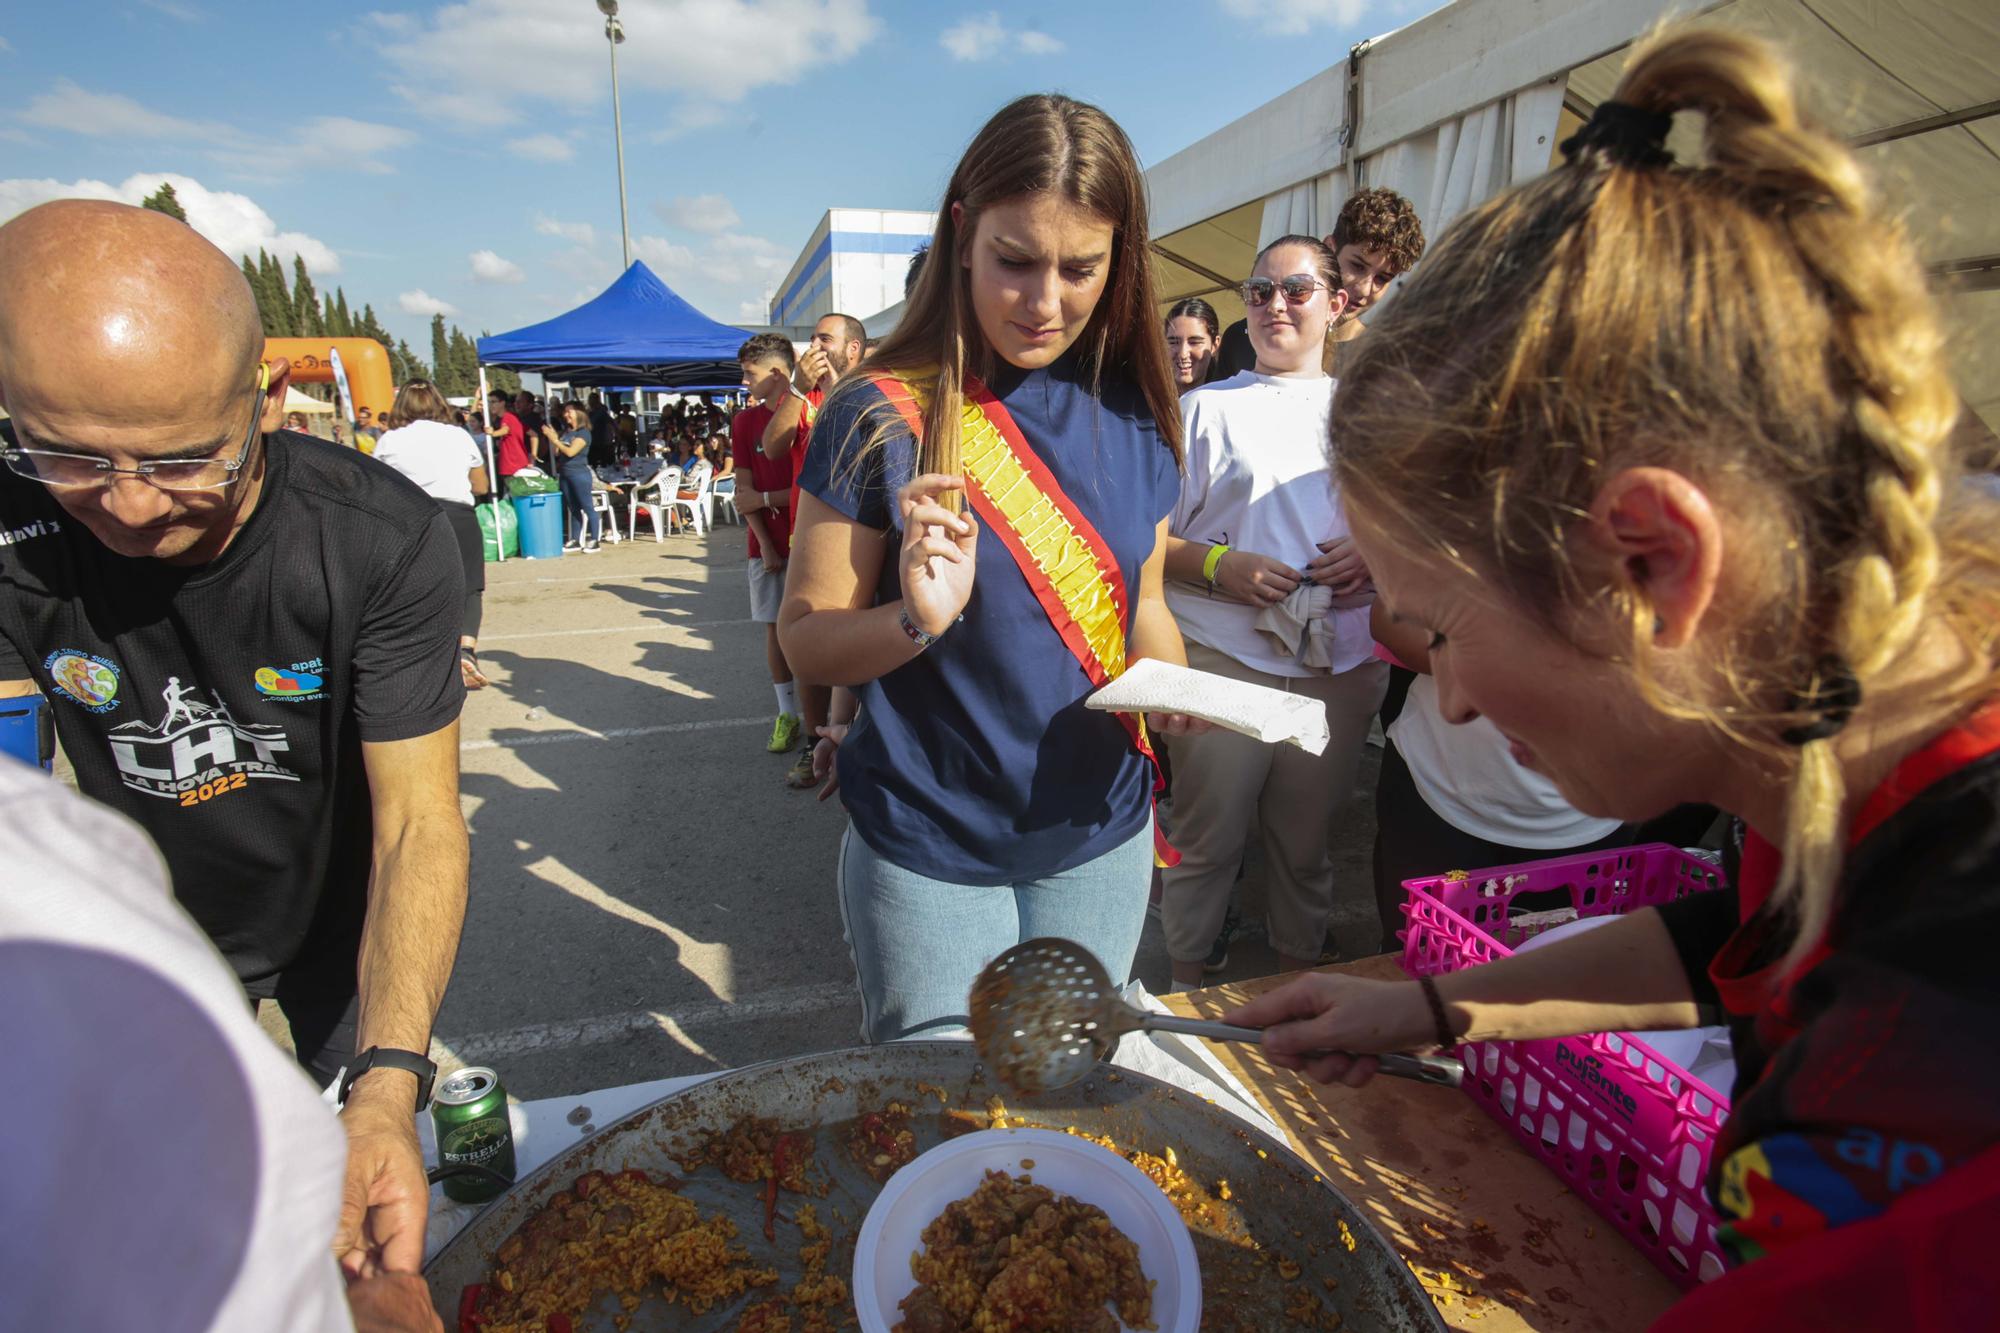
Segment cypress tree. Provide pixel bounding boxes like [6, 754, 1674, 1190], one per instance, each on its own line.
[398, 340, 429, 384]
[430, 315, 452, 394]
[139, 182, 188, 222]
[291, 257, 322, 338]
[260, 251, 295, 337]
[333, 289, 354, 338]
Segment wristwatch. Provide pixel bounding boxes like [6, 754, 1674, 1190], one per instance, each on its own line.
[337, 1047, 439, 1113]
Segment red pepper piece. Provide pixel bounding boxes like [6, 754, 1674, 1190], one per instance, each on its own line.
[456, 1283, 486, 1332]
[546, 1315, 574, 1333]
[573, 1170, 606, 1200]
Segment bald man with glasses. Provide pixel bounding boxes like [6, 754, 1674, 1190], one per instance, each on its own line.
[0, 200, 469, 1285]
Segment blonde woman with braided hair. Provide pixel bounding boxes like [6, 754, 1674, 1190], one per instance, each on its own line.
[1227, 25, 2000, 1325]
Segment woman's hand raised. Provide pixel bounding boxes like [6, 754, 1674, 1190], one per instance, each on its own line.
[897, 473, 978, 637]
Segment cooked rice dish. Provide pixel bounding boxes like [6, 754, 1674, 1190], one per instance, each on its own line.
[893, 1169, 1155, 1333]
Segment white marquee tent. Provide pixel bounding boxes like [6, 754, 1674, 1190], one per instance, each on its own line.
[1145, 0, 1997, 431]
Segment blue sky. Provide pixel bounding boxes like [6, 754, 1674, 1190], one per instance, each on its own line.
[0, 0, 1435, 351]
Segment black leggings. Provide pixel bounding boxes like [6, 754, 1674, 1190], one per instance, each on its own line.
[1371, 740, 1635, 956]
[441, 501, 486, 642]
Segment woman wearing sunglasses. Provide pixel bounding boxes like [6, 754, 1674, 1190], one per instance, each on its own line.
[1157, 236, 1389, 991]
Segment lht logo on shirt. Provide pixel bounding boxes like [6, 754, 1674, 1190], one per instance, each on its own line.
[255, 657, 327, 703]
[108, 676, 299, 804]
[44, 649, 122, 714]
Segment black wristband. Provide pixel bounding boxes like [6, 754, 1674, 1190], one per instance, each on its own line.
[1418, 974, 1457, 1050]
[337, 1047, 438, 1113]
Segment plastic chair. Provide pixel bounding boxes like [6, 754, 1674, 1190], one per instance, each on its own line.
[627, 466, 681, 543]
[713, 476, 740, 525]
[667, 461, 713, 537]
[590, 486, 622, 543]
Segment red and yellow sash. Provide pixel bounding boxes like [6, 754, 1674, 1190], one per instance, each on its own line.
[870, 367, 1179, 867]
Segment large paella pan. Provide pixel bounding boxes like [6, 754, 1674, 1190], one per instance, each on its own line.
[425, 1042, 1446, 1332]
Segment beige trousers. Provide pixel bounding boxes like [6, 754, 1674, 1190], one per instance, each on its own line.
[1159, 641, 1388, 962]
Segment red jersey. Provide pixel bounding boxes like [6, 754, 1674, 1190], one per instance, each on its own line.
[731, 402, 811, 561]
[492, 412, 529, 476]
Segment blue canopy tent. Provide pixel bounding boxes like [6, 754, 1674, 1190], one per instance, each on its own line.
[473, 263, 751, 559]
[476, 262, 749, 389]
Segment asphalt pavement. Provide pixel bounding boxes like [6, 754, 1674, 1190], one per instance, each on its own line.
[288, 515, 1383, 1100]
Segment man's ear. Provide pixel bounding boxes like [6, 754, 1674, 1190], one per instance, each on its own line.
[1585, 466, 1723, 649]
[258, 358, 292, 432]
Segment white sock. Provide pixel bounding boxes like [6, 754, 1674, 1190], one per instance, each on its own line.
[774, 681, 797, 717]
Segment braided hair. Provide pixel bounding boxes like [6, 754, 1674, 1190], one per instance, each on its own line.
[1332, 24, 1995, 967]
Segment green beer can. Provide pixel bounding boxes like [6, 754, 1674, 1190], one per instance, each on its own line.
[431, 1066, 515, 1204]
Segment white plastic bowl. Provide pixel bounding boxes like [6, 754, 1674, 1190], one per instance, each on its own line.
[852, 1126, 1201, 1333]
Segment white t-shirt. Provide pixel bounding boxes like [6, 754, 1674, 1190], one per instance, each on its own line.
[0, 758, 354, 1332]
[1166, 371, 1373, 677]
[371, 419, 486, 506]
[1388, 673, 1623, 848]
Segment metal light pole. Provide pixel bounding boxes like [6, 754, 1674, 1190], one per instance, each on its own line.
[597, 0, 632, 270]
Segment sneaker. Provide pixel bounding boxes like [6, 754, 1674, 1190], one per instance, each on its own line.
[562, 539, 581, 551]
[1202, 904, 1241, 975]
[581, 541, 602, 554]
[784, 748, 818, 789]
[767, 713, 801, 754]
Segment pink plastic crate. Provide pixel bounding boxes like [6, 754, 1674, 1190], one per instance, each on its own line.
[1399, 843, 1732, 1288]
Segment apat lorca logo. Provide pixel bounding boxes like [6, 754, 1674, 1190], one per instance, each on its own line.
[109, 677, 298, 805]
[1554, 1042, 1640, 1122]
[255, 657, 326, 702]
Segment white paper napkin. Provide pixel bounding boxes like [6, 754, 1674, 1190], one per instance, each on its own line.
[1086, 658, 1329, 755]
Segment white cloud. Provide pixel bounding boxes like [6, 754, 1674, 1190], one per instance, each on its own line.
[469, 249, 525, 284]
[0, 173, 341, 273]
[507, 132, 575, 163]
[533, 215, 596, 246]
[737, 299, 769, 321]
[137, 0, 206, 20]
[15, 81, 414, 175]
[655, 193, 740, 235]
[398, 289, 459, 317]
[940, 11, 1006, 61]
[1217, 0, 1370, 33]
[19, 79, 233, 140]
[632, 235, 695, 273]
[366, 0, 880, 129]
[0, 37, 13, 53]
[940, 12, 1066, 60]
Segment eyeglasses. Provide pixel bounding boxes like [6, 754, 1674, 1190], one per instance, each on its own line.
[1240, 275, 1330, 308]
[2, 376, 266, 494]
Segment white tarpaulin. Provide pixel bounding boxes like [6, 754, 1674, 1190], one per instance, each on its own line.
[1144, 0, 1997, 430]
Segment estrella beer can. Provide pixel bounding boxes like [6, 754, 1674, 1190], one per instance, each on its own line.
[432, 1066, 515, 1203]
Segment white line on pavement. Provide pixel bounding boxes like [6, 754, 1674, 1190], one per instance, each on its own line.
[461, 715, 766, 751]
[437, 980, 861, 1063]
[480, 618, 752, 643]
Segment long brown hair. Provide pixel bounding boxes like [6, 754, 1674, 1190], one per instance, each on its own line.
[857, 93, 1181, 481]
[1334, 25, 1998, 966]
[386, 379, 453, 429]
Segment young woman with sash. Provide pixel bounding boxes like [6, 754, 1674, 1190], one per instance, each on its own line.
[780, 93, 1203, 1043]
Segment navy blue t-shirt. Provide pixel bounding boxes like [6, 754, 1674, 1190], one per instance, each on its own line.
[799, 353, 1180, 884]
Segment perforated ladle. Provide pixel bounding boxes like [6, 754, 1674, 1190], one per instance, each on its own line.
[968, 936, 1464, 1095]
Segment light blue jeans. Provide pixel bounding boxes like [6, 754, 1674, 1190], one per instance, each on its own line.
[836, 818, 1155, 1044]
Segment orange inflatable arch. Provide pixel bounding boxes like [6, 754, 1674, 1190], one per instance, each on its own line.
[264, 337, 394, 423]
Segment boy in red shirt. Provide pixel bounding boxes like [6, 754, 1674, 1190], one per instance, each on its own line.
[733, 334, 808, 757]
[486, 389, 529, 477]
[757, 313, 863, 789]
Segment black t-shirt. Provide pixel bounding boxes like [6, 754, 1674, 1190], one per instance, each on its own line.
[0, 431, 465, 990]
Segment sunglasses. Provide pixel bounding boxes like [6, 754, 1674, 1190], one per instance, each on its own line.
[1239, 274, 1330, 308]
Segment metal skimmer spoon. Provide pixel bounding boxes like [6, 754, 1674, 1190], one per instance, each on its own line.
[969, 937, 1465, 1095]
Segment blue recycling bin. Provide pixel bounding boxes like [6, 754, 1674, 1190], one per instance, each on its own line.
[512, 492, 564, 560]
[0, 693, 53, 771]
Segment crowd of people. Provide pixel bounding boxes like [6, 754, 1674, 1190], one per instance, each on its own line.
[0, 19, 1995, 1331]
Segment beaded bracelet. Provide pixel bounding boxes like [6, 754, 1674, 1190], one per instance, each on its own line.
[1418, 974, 1457, 1050]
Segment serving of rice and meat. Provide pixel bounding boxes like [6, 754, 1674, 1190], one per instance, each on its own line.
[893, 1169, 1155, 1333]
